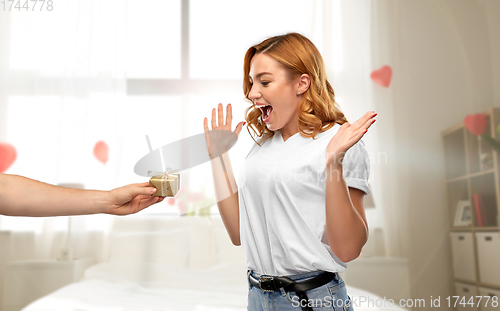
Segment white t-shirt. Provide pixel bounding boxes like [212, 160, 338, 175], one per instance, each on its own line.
[237, 123, 370, 276]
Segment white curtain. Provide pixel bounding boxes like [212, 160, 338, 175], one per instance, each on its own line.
[310, 0, 392, 255]
[367, 0, 410, 259]
[0, 0, 127, 263]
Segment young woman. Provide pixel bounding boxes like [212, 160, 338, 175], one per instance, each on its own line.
[204, 33, 376, 311]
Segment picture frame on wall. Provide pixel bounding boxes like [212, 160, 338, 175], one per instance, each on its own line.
[454, 200, 472, 227]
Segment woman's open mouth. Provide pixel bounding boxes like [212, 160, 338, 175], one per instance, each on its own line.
[260, 105, 273, 123]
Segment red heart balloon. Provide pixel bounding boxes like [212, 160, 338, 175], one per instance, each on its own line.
[370, 65, 392, 87]
[464, 114, 487, 136]
[0, 143, 17, 173]
[93, 141, 109, 164]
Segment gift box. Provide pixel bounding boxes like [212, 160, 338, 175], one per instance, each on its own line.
[149, 173, 180, 197]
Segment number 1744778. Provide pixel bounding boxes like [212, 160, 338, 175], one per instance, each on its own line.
[1, 0, 54, 11]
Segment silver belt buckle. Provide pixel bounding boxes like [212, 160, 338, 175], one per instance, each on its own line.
[259, 275, 275, 292]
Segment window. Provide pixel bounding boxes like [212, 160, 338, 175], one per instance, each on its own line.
[126, 0, 182, 78]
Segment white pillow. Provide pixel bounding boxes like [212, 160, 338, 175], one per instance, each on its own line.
[110, 216, 212, 269]
[212, 227, 245, 265]
[107, 227, 192, 269]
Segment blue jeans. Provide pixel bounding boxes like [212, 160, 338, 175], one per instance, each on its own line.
[247, 270, 354, 311]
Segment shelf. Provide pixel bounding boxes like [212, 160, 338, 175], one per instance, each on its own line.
[468, 169, 495, 179]
[443, 108, 500, 298]
[454, 278, 476, 285]
[446, 175, 468, 183]
[442, 122, 466, 136]
[445, 169, 495, 183]
[450, 227, 500, 232]
[473, 226, 500, 231]
[450, 228, 473, 232]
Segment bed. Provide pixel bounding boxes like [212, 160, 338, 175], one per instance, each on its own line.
[21, 216, 408, 311]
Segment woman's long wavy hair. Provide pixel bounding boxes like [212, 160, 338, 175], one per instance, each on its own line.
[243, 32, 348, 146]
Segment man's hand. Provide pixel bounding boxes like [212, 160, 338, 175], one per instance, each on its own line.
[106, 182, 165, 216]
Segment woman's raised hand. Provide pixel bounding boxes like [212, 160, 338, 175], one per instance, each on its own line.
[325, 111, 377, 167]
[204, 103, 246, 159]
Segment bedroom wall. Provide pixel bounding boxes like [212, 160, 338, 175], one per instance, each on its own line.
[482, 0, 500, 105]
[374, 0, 500, 309]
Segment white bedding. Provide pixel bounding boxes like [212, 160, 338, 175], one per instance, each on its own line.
[23, 261, 407, 311]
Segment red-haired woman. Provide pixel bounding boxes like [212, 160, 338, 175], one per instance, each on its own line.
[204, 33, 376, 311]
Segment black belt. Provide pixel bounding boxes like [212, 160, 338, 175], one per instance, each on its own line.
[248, 270, 337, 311]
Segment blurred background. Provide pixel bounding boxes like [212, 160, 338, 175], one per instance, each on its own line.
[1, 0, 500, 310]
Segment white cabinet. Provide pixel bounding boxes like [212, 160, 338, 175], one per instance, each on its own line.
[478, 287, 500, 311]
[2, 259, 94, 311]
[450, 232, 477, 281]
[475, 232, 500, 286]
[454, 282, 478, 311]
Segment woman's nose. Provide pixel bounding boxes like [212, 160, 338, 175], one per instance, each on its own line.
[248, 86, 260, 100]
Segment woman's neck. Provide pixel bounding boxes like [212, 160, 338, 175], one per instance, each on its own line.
[279, 126, 299, 142]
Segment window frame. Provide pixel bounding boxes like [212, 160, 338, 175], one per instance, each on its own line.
[126, 0, 240, 97]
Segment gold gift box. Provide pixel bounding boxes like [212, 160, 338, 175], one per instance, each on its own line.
[149, 173, 180, 197]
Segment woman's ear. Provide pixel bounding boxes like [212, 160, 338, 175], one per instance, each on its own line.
[297, 73, 311, 94]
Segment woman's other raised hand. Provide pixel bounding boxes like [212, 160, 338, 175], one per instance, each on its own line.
[325, 111, 377, 167]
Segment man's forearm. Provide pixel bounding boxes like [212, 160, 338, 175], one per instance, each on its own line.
[0, 174, 110, 216]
